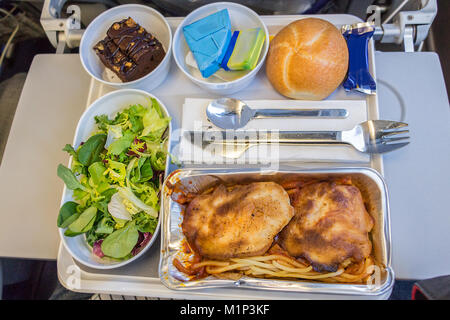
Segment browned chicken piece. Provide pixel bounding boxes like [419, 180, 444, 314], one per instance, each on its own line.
[278, 181, 374, 272]
[182, 182, 294, 260]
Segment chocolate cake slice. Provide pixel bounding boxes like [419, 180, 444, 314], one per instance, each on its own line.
[94, 39, 142, 82]
[93, 17, 165, 82]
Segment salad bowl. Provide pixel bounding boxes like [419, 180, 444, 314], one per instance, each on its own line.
[58, 89, 171, 269]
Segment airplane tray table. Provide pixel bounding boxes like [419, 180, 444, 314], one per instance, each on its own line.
[57, 14, 390, 300]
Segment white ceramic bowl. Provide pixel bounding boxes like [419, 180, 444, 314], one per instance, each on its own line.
[59, 89, 171, 269]
[80, 4, 172, 90]
[172, 2, 269, 95]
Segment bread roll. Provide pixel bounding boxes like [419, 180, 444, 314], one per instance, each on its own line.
[266, 18, 348, 100]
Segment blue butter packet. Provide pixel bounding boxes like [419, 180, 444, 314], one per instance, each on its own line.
[183, 9, 232, 78]
[220, 30, 239, 71]
[342, 23, 376, 94]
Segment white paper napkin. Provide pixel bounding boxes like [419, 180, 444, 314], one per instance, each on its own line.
[179, 98, 370, 164]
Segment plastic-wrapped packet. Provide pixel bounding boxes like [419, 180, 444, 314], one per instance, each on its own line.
[342, 22, 376, 95]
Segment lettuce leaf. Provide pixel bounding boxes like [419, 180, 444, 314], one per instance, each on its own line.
[151, 151, 166, 171]
[134, 212, 158, 234]
[94, 114, 114, 131]
[57, 164, 88, 191]
[95, 216, 115, 234]
[92, 239, 105, 258]
[57, 201, 79, 228]
[78, 134, 107, 166]
[131, 232, 152, 256]
[105, 124, 123, 148]
[141, 99, 171, 139]
[107, 192, 132, 221]
[101, 220, 139, 259]
[103, 160, 127, 186]
[88, 162, 110, 193]
[62, 144, 77, 157]
[118, 187, 158, 218]
[108, 131, 135, 156]
[65, 207, 97, 236]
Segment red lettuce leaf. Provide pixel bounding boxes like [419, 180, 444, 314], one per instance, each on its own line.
[93, 239, 105, 258]
[131, 232, 152, 256]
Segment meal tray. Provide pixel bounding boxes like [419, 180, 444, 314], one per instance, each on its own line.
[160, 167, 393, 296]
[57, 14, 389, 299]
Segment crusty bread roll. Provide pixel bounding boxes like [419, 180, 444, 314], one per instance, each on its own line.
[266, 18, 348, 100]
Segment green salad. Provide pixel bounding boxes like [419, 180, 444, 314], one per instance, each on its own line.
[57, 98, 171, 261]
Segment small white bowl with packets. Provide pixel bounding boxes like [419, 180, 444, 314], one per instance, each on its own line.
[172, 2, 269, 95]
[80, 4, 172, 90]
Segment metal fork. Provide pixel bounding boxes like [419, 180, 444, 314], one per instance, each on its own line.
[186, 120, 410, 158]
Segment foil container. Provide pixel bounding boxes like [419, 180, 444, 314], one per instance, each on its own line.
[159, 167, 394, 296]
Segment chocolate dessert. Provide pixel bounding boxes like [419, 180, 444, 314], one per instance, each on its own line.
[94, 17, 165, 82]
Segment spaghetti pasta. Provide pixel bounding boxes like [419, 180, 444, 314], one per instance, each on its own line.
[174, 252, 378, 284]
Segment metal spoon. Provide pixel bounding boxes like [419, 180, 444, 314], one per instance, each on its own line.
[206, 98, 349, 129]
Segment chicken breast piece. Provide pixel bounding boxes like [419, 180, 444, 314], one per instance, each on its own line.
[278, 182, 374, 272]
[182, 182, 294, 260]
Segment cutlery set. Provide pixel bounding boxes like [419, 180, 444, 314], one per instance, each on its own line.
[189, 98, 410, 158]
